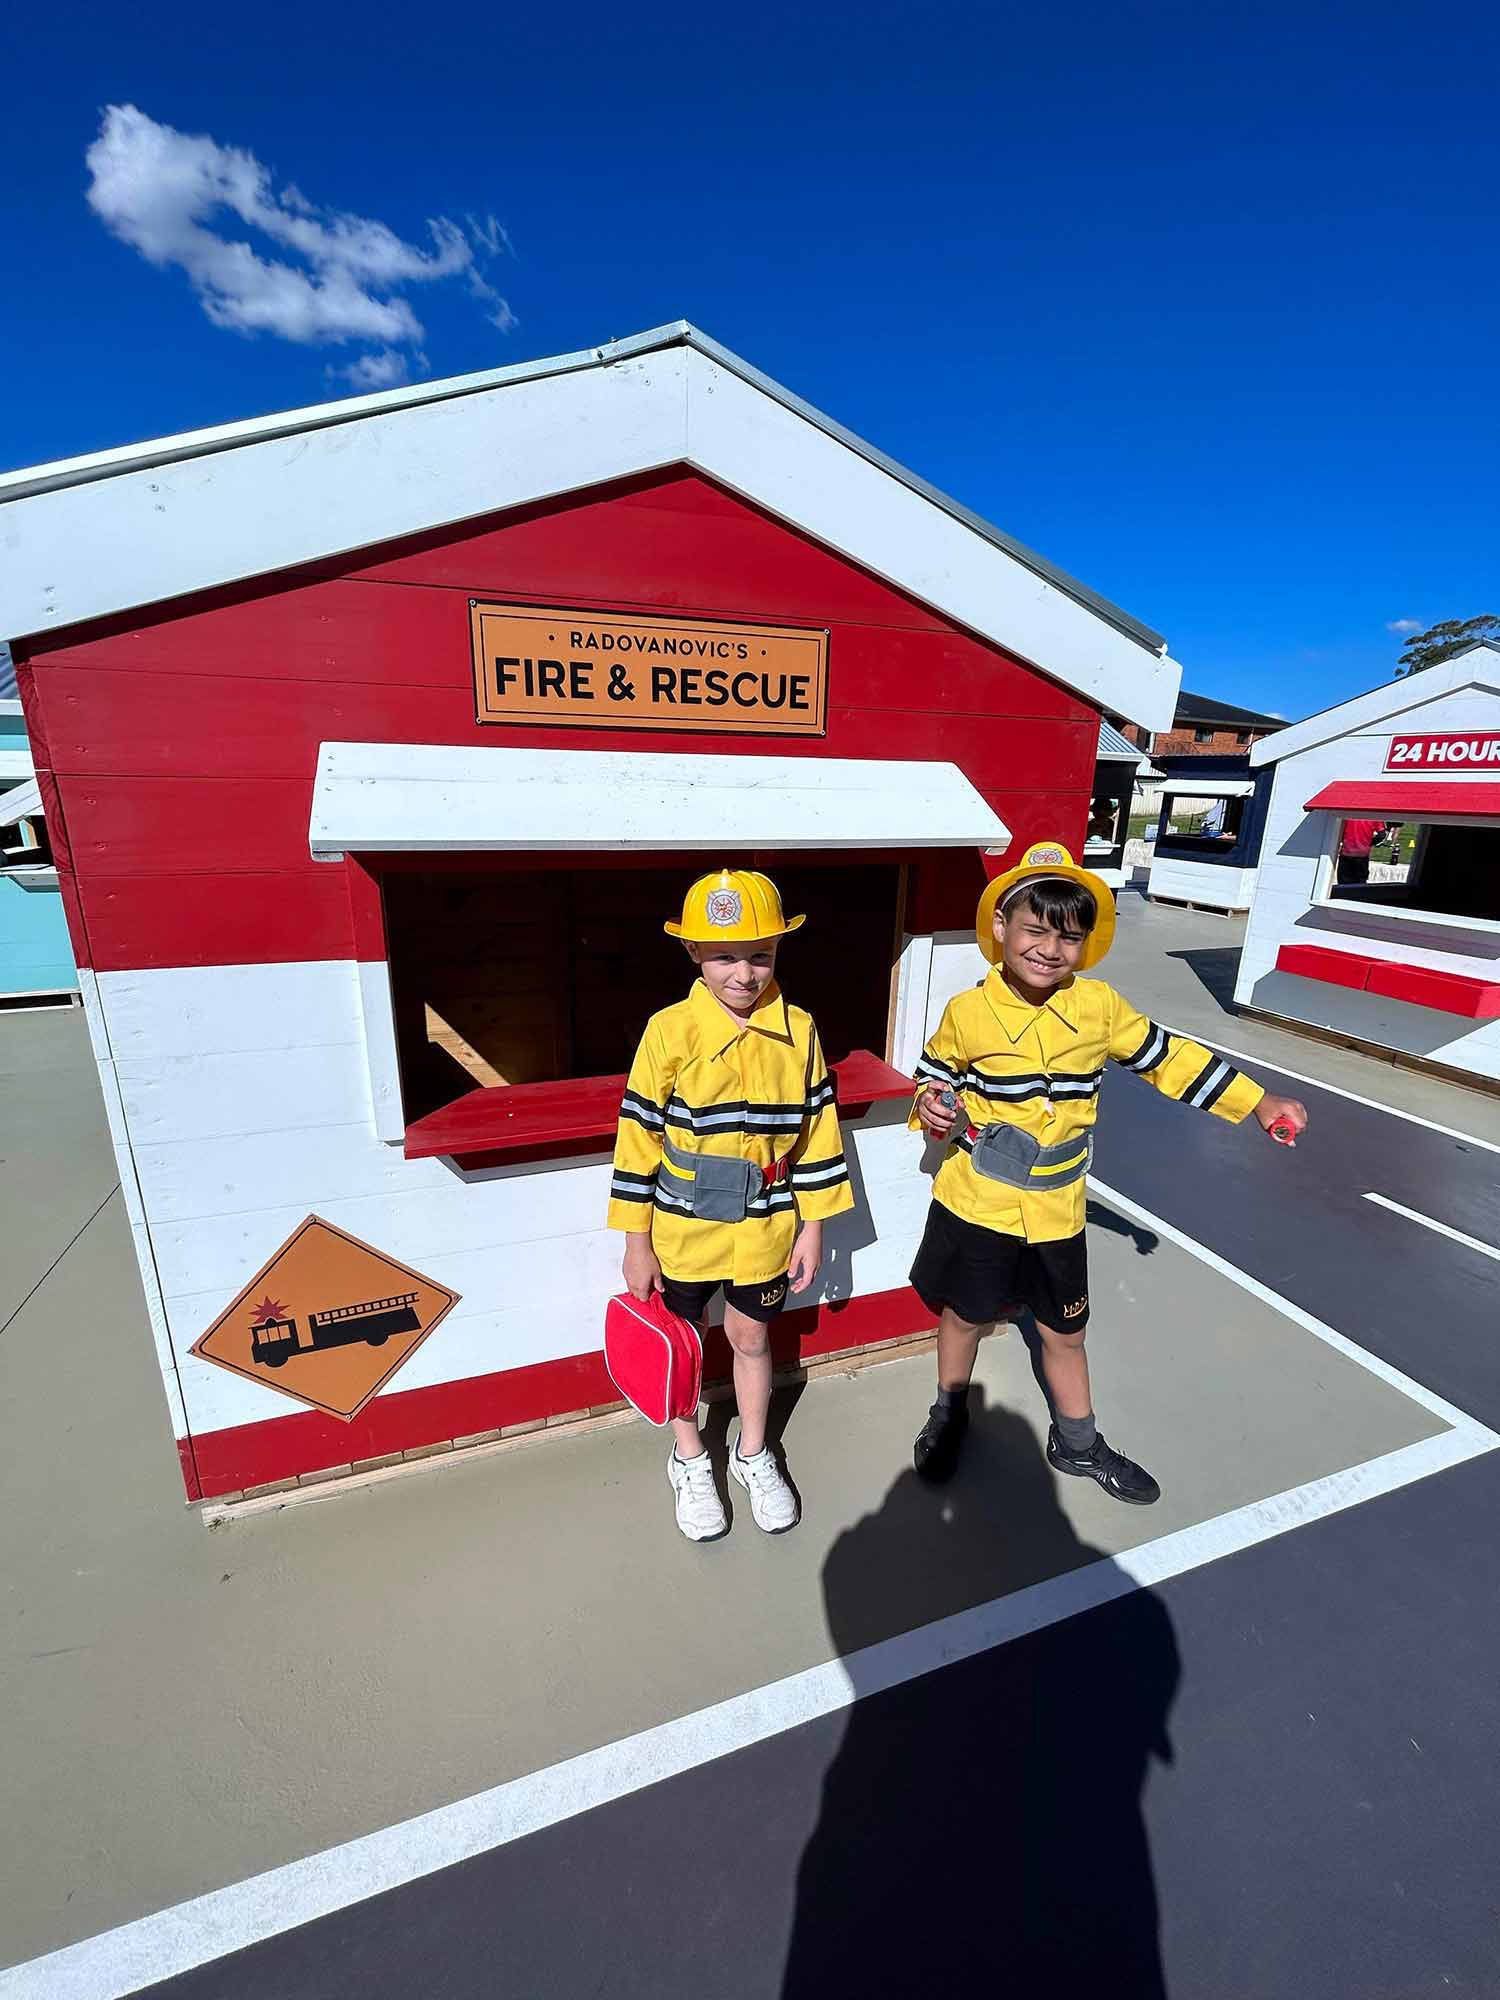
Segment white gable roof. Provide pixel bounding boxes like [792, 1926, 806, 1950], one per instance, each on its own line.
[1251, 643, 1500, 765]
[0, 322, 1181, 729]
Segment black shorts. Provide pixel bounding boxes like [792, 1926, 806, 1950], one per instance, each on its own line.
[910, 1201, 1090, 1331]
[659, 1273, 790, 1325]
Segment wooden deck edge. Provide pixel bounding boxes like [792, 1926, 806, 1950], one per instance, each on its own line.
[1237, 1006, 1500, 1100]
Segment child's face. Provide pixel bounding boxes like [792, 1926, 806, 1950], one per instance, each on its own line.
[993, 893, 1088, 991]
[687, 937, 780, 1013]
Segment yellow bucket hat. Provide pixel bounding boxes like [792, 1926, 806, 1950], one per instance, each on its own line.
[664, 868, 806, 943]
[975, 840, 1116, 970]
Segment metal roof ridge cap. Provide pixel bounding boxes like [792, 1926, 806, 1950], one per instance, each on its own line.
[678, 330, 1167, 657]
[0, 323, 699, 504]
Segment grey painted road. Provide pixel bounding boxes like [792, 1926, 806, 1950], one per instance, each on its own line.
[128, 1054, 1500, 1999]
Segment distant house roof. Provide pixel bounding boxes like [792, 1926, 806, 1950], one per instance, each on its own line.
[1175, 691, 1285, 731]
[1096, 719, 1145, 762]
[1095, 720, 1163, 781]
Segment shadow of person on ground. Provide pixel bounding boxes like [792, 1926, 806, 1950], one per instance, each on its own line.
[1165, 944, 1244, 1014]
[1086, 1196, 1159, 1256]
[781, 1390, 1181, 1999]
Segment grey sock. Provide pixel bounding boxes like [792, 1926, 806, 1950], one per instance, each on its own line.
[1055, 1411, 1097, 1456]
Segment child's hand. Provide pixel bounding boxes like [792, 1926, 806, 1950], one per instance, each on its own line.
[1255, 1094, 1308, 1148]
[622, 1235, 664, 1302]
[918, 1086, 960, 1140]
[788, 1221, 823, 1294]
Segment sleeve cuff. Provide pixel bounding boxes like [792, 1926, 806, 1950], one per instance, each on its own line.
[607, 1201, 656, 1233]
[795, 1182, 857, 1223]
[1213, 1073, 1265, 1125]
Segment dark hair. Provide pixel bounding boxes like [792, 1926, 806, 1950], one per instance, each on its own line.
[1007, 877, 1097, 934]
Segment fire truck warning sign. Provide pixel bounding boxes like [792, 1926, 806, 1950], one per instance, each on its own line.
[471, 603, 828, 736]
[190, 1217, 460, 1420]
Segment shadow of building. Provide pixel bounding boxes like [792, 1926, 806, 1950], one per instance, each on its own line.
[781, 1391, 1181, 1998]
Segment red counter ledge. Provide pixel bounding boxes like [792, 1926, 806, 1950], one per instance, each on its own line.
[403, 1050, 915, 1163]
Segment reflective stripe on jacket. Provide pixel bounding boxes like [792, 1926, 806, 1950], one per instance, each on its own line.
[608, 979, 854, 1284]
[911, 968, 1264, 1242]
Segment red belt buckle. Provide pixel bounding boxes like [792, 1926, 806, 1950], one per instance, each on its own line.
[763, 1156, 789, 1186]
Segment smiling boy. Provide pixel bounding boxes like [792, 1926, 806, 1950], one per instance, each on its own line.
[908, 840, 1307, 1501]
[609, 868, 854, 1541]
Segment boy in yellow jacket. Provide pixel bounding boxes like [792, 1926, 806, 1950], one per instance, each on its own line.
[609, 868, 855, 1542]
[910, 841, 1307, 1500]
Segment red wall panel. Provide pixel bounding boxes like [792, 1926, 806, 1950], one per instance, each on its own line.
[21, 468, 1101, 972]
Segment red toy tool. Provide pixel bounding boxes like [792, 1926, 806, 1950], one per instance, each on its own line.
[1269, 1120, 1298, 1147]
[604, 1291, 703, 1427]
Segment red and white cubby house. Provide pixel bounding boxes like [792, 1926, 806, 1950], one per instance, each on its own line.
[3, 323, 1181, 1501]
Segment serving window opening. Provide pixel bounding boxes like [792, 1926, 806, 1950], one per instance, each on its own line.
[1084, 791, 1130, 872]
[383, 859, 908, 1130]
[1157, 790, 1247, 851]
[1327, 817, 1500, 922]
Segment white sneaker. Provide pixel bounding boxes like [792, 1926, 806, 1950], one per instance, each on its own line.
[728, 1439, 799, 1534]
[667, 1447, 727, 1542]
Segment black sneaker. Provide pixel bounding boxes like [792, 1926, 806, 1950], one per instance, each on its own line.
[914, 1400, 968, 1484]
[1046, 1426, 1161, 1506]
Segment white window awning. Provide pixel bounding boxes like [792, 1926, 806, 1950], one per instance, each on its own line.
[0, 749, 36, 783]
[1159, 776, 1255, 798]
[1, 778, 42, 827]
[310, 744, 1010, 856]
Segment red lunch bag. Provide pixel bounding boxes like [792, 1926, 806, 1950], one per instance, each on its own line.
[604, 1291, 704, 1427]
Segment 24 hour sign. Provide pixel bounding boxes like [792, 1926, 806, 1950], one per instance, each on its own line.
[471, 604, 828, 736]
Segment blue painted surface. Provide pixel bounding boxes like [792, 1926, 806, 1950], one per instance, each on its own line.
[1, 710, 78, 996]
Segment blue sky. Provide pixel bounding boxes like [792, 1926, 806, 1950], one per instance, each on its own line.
[2, 0, 1496, 722]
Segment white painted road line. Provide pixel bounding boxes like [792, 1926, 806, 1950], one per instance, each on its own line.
[1193, 1033, 1500, 1158]
[4, 1188, 1495, 2000]
[1362, 1191, 1500, 1266]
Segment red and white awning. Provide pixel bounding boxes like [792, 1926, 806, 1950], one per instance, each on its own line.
[1303, 781, 1500, 816]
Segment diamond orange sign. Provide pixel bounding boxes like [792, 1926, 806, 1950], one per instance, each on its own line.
[190, 1217, 460, 1420]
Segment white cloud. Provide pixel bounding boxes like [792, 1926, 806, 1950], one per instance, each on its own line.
[332, 348, 413, 391]
[85, 104, 514, 378]
[1386, 618, 1422, 635]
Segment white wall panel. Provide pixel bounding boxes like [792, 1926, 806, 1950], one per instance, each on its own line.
[926, 932, 987, 1037]
[97, 960, 364, 1060]
[1147, 857, 1257, 909]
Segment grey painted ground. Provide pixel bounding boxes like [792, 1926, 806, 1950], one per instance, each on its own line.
[2, 898, 1497, 1985]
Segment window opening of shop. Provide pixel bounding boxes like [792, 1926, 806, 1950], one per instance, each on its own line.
[1158, 791, 1247, 848]
[377, 854, 916, 1158]
[1327, 818, 1500, 922]
[1193, 727, 1214, 744]
[1, 808, 51, 869]
[1084, 792, 1130, 863]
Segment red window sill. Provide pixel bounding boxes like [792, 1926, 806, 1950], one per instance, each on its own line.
[402, 1049, 915, 1163]
[1276, 944, 1500, 1019]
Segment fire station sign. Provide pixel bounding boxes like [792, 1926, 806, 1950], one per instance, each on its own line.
[191, 1218, 460, 1420]
[471, 603, 828, 737]
[1384, 731, 1500, 770]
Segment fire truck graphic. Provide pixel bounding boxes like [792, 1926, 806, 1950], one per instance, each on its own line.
[248, 1292, 422, 1368]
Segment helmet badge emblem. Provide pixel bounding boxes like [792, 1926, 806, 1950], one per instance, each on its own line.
[706, 889, 743, 927]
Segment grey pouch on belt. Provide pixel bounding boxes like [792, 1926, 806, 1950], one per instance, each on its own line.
[967, 1122, 1092, 1190]
[663, 1140, 760, 1222]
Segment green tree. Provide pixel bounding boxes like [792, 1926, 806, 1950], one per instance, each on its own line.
[1396, 615, 1500, 676]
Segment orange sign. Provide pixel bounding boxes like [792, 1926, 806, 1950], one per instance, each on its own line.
[190, 1218, 460, 1421]
[471, 603, 828, 737]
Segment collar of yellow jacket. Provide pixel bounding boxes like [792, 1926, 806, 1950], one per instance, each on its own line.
[689, 976, 792, 1054]
[981, 966, 1081, 1043]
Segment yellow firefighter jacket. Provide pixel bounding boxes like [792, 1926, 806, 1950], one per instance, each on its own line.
[912, 968, 1264, 1242]
[608, 979, 855, 1284]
